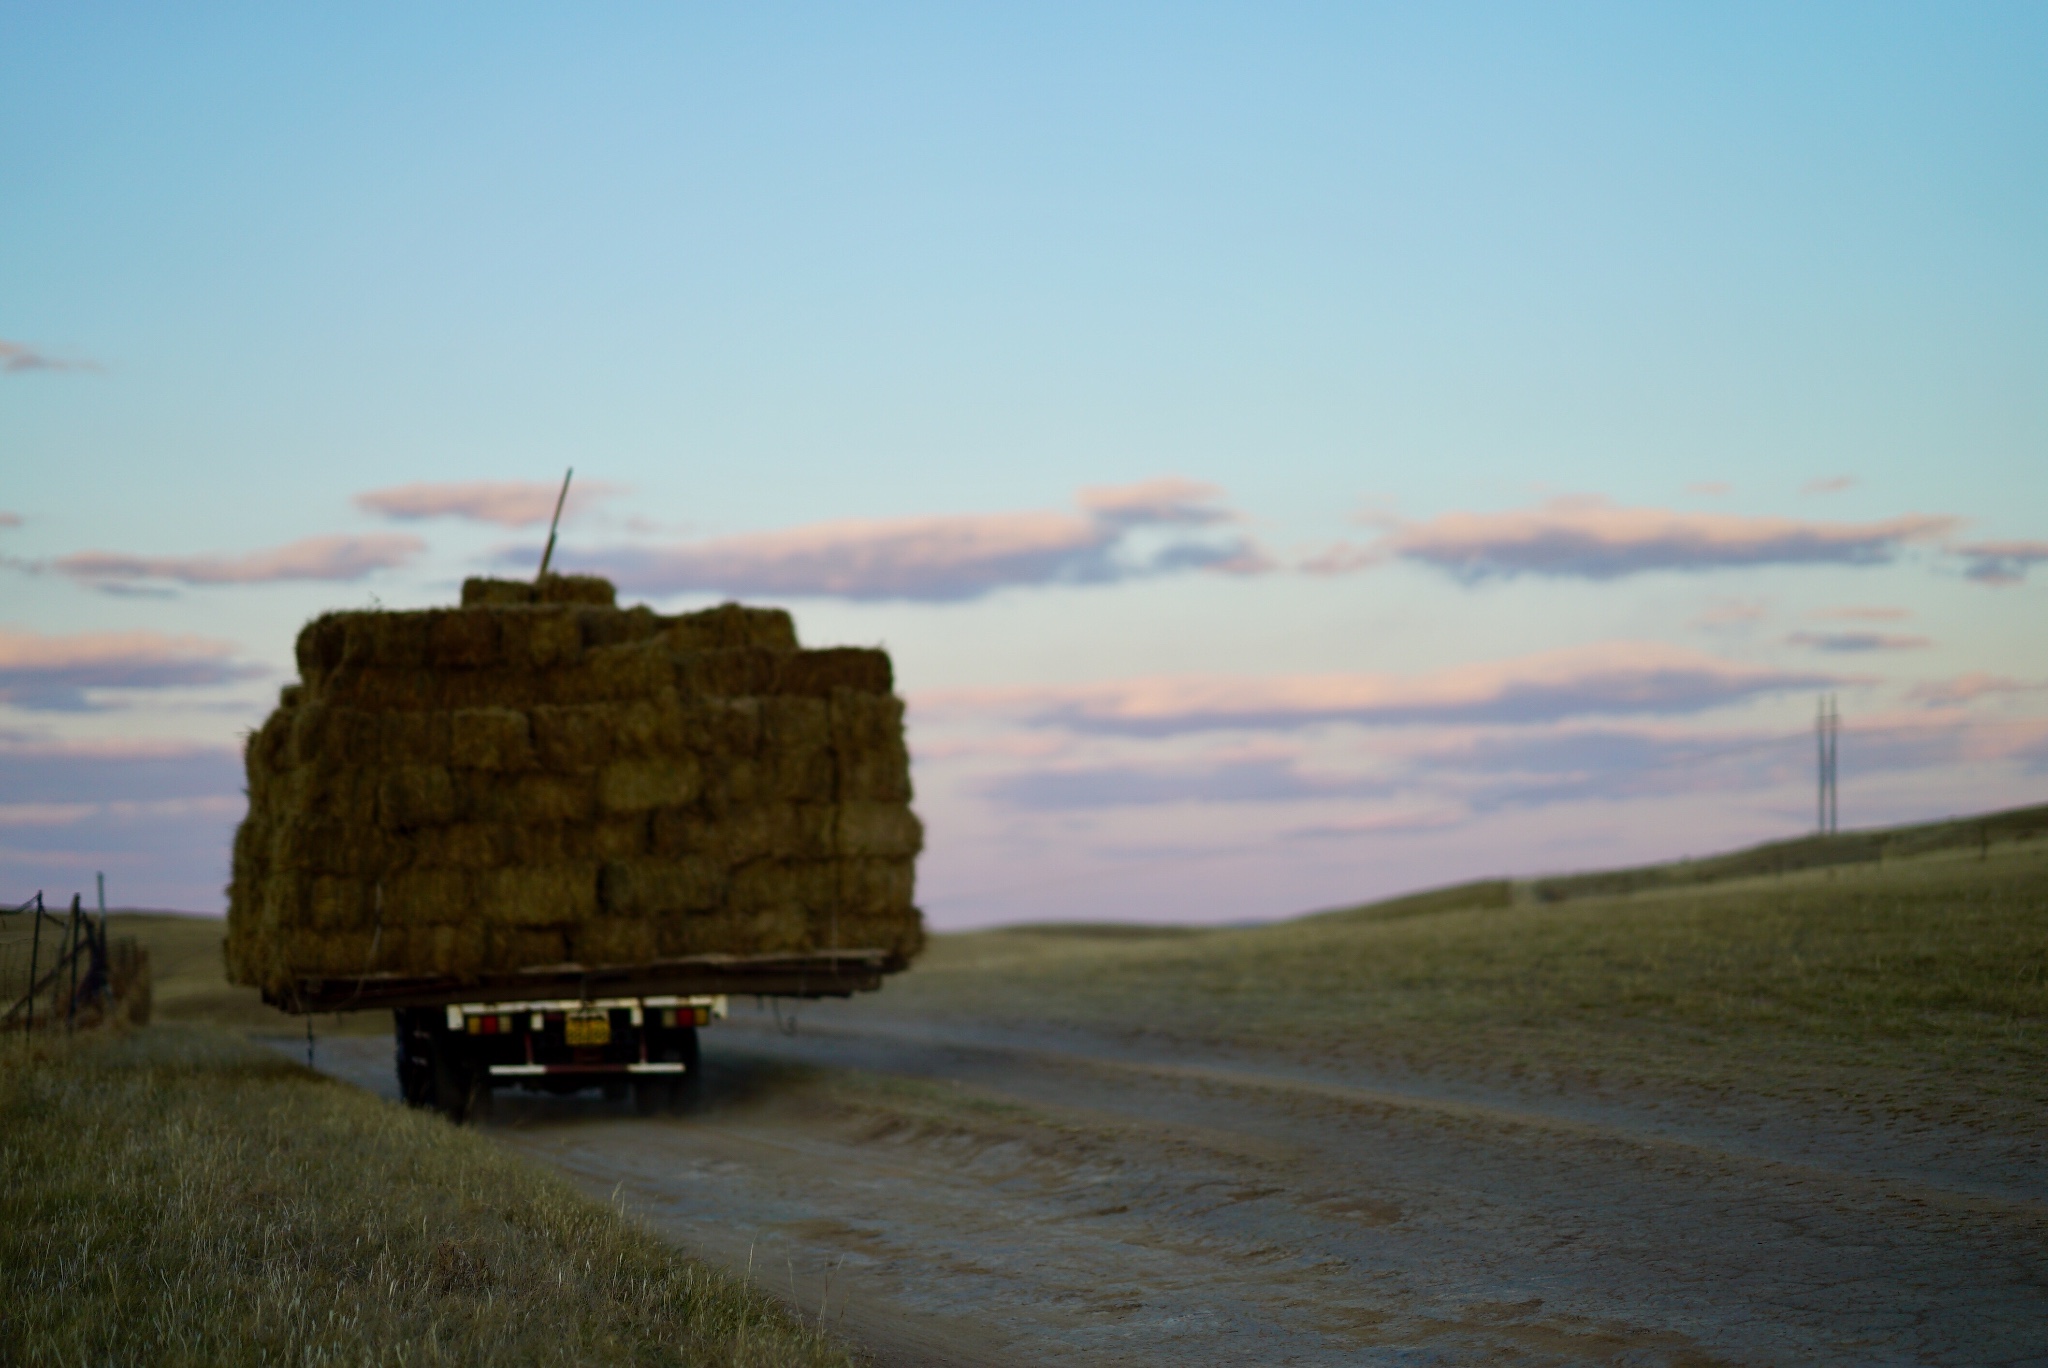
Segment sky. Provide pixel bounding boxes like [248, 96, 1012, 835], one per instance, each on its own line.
[4, 3, 2045, 924]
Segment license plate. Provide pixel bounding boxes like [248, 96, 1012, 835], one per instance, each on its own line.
[565, 1012, 611, 1046]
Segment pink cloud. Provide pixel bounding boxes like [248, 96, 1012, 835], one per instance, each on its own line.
[0, 340, 100, 374]
[1906, 673, 2045, 707]
[920, 642, 1838, 736]
[1785, 630, 1931, 653]
[1075, 477, 1234, 526]
[1801, 475, 1857, 495]
[1312, 496, 1956, 582]
[0, 512, 21, 529]
[53, 533, 424, 589]
[554, 479, 1269, 601]
[1954, 539, 2048, 586]
[0, 629, 262, 710]
[355, 480, 625, 527]
[0, 795, 244, 828]
[0, 736, 245, 911]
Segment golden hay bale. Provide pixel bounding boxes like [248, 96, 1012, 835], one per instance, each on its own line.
[840, 856, 916, 914]
[663, 603, 799, 652]
[598, 857, 727, 917]
[462, 574, 617, 607]
[475, 864, 600, 926]
[830, 693, 912, 802]
[598, 755, 701, 813]
[729, 859, 839, 916]
[652, 907, 812, 958]
[424, 610, 503, 669]
[570, 918, 660, 965]
[499, 818, 649, 866]
[835, 803, 924, 858]
[467, 771, 595, 825]
[409, 822, 507, 869]
[529, 697, 671, 761]
[648, 803, 836, 865]
[379, 867, 475, 926]
[230, 575, 922, 988]
[449, 708, 536, 771]
[674, 696, 762, 758]
[496, 610, 586, 670]
[485, 927, 570, 968]
[375, 711, 452, 766]
[377, 766, 463, 828]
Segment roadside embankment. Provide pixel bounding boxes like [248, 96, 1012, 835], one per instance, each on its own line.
[0, 1024, 856, 1368]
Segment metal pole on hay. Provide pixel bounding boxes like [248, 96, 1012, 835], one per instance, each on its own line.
[537, 467, 573, 580]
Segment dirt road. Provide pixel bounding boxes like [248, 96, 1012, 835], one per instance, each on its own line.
[300, 999, 2047, 1367]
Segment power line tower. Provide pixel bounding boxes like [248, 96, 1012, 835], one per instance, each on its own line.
[1815, 693, 1839, 835]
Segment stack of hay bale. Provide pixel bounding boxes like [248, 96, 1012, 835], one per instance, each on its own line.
[225, 575, 922, 1000]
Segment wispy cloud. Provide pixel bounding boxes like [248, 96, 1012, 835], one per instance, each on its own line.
[1954, 539, 2048, 586]
[1906, 673, 2045, 707]
[51, 534, 423, 590]
[0, 630, 262, 711]
[1801, 475, 1857, 495]
[0, 340, 100, 374]
[964, 711, 2048, 819]
[984, 756, 1384, 811]
[550, 478, 1270, 602]
[921, 642, 1837, 736]
[0, 795, 244, 828]
[355, 480, 624, 527]
[1308, 497, 1955, 583]
[0, 512, 21, 529]
[0, 737, 245, 910]
[1785, 630, 1930, 653]
[1687, 482, 1732, 497]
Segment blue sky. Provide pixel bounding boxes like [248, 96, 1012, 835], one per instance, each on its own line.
[4, 3, 2045, 921]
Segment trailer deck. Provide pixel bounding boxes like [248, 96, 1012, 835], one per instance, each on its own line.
[270, 948, 907, 1014]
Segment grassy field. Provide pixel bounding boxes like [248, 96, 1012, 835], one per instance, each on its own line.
[4, 810, 2037, 1364]
[0, 1024, 855, 1367]
[891, 832, 2048, 1132]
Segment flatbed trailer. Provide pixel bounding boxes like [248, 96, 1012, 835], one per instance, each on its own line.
[266, 949, 904, 1122]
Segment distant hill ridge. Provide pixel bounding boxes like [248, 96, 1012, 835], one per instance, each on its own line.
[1317, 799, 2048, 925]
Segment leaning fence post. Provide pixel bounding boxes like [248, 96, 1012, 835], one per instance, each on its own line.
[66, 894, 82, 1033]
[26, 892, 43, 1036]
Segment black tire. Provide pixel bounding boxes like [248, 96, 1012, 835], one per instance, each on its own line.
[632, 1075, 673, 1116]
[676, 1026, 704, 1112]
[395, 1011, 433, 1108]
[632, 1026, 700, 1116]
[430, 1036, 474, 1123]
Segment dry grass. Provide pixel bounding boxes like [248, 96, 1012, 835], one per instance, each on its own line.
[0, 1024, 857, 1367]
[88, 911, 388, 1036]
[897, 839, 2048, 1130]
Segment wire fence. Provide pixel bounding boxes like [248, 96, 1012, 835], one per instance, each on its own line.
[3, 889, 152, 1040]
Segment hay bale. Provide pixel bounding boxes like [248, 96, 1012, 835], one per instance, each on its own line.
[462, 574, 617, 607]
[225, 578, 923, 997]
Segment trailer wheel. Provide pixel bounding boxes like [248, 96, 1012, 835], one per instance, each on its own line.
[430, 1035, 480, 1123]
[632, 1075, 673, 1116]
[395, 1010, 433, 1108]
[634, 1027, 701, 1116]
[677, 1026, 703, 1111]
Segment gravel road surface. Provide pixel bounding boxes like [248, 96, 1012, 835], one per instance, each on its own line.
[297, 1005, 2048, 1367]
